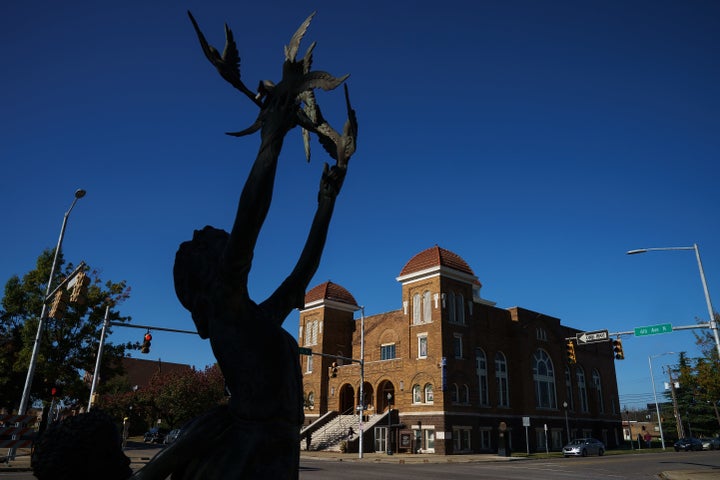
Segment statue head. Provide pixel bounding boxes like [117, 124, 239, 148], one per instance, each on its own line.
[31, 410, 131, 480]
[173, 226, 229, 338]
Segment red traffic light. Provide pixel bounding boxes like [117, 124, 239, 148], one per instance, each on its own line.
[51, 387, 57, 397]
[144, 333, 153, 342]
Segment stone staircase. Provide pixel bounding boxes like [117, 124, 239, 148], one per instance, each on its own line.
[302, 412, 389, 452]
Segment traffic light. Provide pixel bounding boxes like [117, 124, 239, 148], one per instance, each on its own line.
[50, 385, 62, 398]
[612, 338, 624, 360]
[565, 340, 577, 364]
[141, 332, 152, 354]
[329, 362, 338, 378]
[48, 290, 68, 320]
[69, 271, 90, 305]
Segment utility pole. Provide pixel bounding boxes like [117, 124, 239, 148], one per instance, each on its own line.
[667, 367, 684, 438]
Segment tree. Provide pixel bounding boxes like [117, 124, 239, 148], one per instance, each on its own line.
[98, 364, 226, 431]
[0, 248, 132, 412]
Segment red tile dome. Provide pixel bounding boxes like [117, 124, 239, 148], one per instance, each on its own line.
[304, 281, 358, 306]
[399, 245, 475, 277]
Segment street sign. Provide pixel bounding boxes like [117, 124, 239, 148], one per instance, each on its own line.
[576, 329, 609, 344]
[298, 347, 312, 355]
[634, 323, 672, 337]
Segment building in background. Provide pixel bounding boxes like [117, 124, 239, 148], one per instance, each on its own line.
[299, 245, 622, 454]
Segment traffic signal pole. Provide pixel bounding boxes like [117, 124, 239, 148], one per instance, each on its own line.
[87, 306, 110, 412]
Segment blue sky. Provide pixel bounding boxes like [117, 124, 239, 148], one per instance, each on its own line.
[2, 0, 719, 410]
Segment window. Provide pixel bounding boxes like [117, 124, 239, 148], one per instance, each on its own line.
[451, 383, 459, 403]
[453, 427, 472, 452]
[479, 428, 492, 449]
[412, 293, 422, 325]
[536, 328, 547, 341]
[533, 349, 557, 409]
[413, 290, 433, 325]
[453, 334, 463, 359]
[592, 369, 604, 413]
[495, 351, 509, 407]
[476, 348, 489, 406]
[448, 292, 456, 323]
[418, 334, 428, 359]
[422, 290, 432, 323]
[304, 320, 319, 346]
[424, 383, 434, 403]
[305, 355, 313, 373]
[455, 293, 465, 324]
[459, 384, 469, 404]
[305, 392, 315, 410]
[565, 366, 574, 411]
[412, 384, 422, 403]
[381, 343, 396, 360]
[577, 367, 589, 413]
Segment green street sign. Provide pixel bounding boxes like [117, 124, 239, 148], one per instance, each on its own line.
[298, 347, 312, 355]
[634, 323, 673, 337]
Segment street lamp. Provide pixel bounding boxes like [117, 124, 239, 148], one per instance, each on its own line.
[562, 401, 570, 444]
[18, 189, 86, 415]
[386, 392, 392, 455]
[627, 244, 720, 360]
[649, 352, 674, 450]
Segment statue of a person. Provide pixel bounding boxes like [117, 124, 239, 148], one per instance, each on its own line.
[131, 11, 356, 480]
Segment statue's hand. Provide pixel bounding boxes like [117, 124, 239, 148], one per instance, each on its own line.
[318, 154, 348, 201]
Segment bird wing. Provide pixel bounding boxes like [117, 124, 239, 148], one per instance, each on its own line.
[285, 12, 316, 61]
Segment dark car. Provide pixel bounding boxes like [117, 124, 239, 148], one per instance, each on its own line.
[562, 438, 605, 457]
[143, 427, 169, 444]
[674, 437, 703, 451]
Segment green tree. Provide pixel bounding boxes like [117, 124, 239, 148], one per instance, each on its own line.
[107, 364, 226, 430]
[0, 248, 132, 411]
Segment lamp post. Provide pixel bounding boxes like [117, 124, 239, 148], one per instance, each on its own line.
[386, 392, 392, 455]
[649, 352, 674, 450]
[562, 401, 570, 444]
[18, 189, 86, 415]
[627, 244, 720, 360]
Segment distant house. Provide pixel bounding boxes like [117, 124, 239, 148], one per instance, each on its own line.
[119, 357, 193, 391]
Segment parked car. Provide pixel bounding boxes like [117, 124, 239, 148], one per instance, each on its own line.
[700, 437, 720, 450]
[143, 427, 169, 444]
[673, 437, 703, 451]
[164, 428, 182, 445]
[562, 438, 605, 457]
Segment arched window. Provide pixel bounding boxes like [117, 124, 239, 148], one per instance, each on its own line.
[495, 352, 509, 407]
[592, 369, 604, 413]
[422, 290, 432, 323]
[306, 392, 315, 409]
[424, 383, 434, 403]
[565, 366, 574, 411]
[476, 348, 489, 406]
[460, 384, 470, 404]
[577, 367, 589, 413]
[448, 292, 456, 323]
[455, 293, 465, 324]
[412, 384, 422, 404]
[532, 349, 557, 408]
[412, 293, 422, 325]
[451, 383, 459, 403]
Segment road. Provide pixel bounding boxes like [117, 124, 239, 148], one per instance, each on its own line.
[299, 450, 720, 480]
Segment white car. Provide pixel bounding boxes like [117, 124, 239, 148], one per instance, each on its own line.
[562, 438, 605, 457]
[701, 437, 720, 450]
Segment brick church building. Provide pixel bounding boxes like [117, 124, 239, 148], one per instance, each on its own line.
[298, 245, 622, 455]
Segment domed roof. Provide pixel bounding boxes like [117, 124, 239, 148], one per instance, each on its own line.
[398, 245, 475, 277]
[304, 281, 358, 306]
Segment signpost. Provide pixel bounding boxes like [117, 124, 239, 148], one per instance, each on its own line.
[634, 323, 672, 337]
[576, 329, 609, 344]
[298, 347, 312, 355]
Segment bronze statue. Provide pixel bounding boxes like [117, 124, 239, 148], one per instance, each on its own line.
[131, 11, 356, 480]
